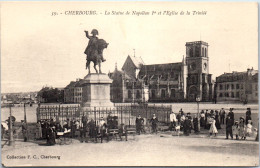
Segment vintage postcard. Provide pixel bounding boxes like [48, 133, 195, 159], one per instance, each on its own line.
[1, 1, 259, 167]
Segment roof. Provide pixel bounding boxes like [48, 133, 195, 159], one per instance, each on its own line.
[216, 69, 258, 83]
[65, 81, 76, 89]
[109, 70, 134, 80]
[129, 55, 144, 69]
[139, 62, 182, 76]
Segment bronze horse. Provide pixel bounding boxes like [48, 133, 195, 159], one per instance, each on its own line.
[86, 39, 109, 74]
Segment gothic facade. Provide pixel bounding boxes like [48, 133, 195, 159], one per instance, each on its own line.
[109, 41, 214, 103]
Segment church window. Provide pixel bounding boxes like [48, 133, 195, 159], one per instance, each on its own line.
[161, 89, 166, 98]
[151, 90, 156, 98]
[195, 46, 200, 57]
[171, 89, 176, 98]
[128, 90, 132, 99]
[136, 90, 141, 99]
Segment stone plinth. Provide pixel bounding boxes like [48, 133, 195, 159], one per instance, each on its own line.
[81, 73, 114, 110]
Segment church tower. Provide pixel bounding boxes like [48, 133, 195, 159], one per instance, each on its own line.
[186, 41, 213, 101]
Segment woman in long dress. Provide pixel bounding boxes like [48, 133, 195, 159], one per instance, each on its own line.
[209, 116, 218, 137]
[245, 120, 253, 138]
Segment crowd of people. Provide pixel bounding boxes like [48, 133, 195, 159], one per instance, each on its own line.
[32, 112, 123, 145]
[15, 107, 258, 146]
[167, 107, 258, 141]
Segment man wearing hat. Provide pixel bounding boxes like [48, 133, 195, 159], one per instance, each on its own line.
[225, 116, 233, 139]
[136, 114, 144, 135]
[150, 114, 158, 134]
[227, 108, 234, 125]
[245, 108, 252, 125]
[84, 29, 106, 62]
[220, 108, 226, 125]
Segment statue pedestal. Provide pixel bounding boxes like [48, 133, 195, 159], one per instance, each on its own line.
[81, 73, 114, 110]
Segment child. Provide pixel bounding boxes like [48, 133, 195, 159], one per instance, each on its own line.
[232, 121, 239, 140]
[174, 123, 181, 136]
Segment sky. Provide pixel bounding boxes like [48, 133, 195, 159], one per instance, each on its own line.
[1, 2, 258, 93]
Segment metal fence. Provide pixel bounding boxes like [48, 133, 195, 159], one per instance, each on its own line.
[36, 104, 172, 127]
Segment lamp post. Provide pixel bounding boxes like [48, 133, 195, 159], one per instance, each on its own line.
[24, 103, 28, 141]
[8, 104, 14, 146]
[196, 96, 201, 132]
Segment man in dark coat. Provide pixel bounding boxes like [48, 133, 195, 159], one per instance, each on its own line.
[246, 108, 252, 125]
[88, 119, 96, 139]
[46, 125, 56, 145]
[227, 108, 234, 125]
[107, 112, 113, 129]
[215, 110, 221, 129]
[71, 118, 76, 138]
[136, 114, 144, 135]
[220, 108, 226, 125]
[183, 116, 192, 136]
[176, 111, 182, 125]
[193, 114, 199, 133]
[226, 116, 233, 139]
[150, 114, 158, 134]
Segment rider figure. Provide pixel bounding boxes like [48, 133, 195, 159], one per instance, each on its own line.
[84, 29, 106, 62]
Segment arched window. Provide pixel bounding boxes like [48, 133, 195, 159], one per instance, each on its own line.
[136, 90, 141, 99]
[161, 89, 166, 98]
[170, 89, 176, 98]
[128, 90, 132, 99]
[151, 90, 156, 98]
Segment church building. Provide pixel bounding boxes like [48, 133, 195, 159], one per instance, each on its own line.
[109, 41, 214, 103]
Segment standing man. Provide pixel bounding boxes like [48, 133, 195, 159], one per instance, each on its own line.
[107, 112, 113, 129]
[150, 114, 158, 134]
[226, 116, 233, 139]
[220, 108, 226, 125]
[245, 108, 252, 125]
[227, 108, 234, 125]
[136, 114, 144, 135]
[176, 111, 182, 125]
[183, 116, 192, 136]
[169, 111, 177, 131]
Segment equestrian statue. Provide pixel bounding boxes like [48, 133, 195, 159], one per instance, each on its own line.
[84, 29, 109, 74]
